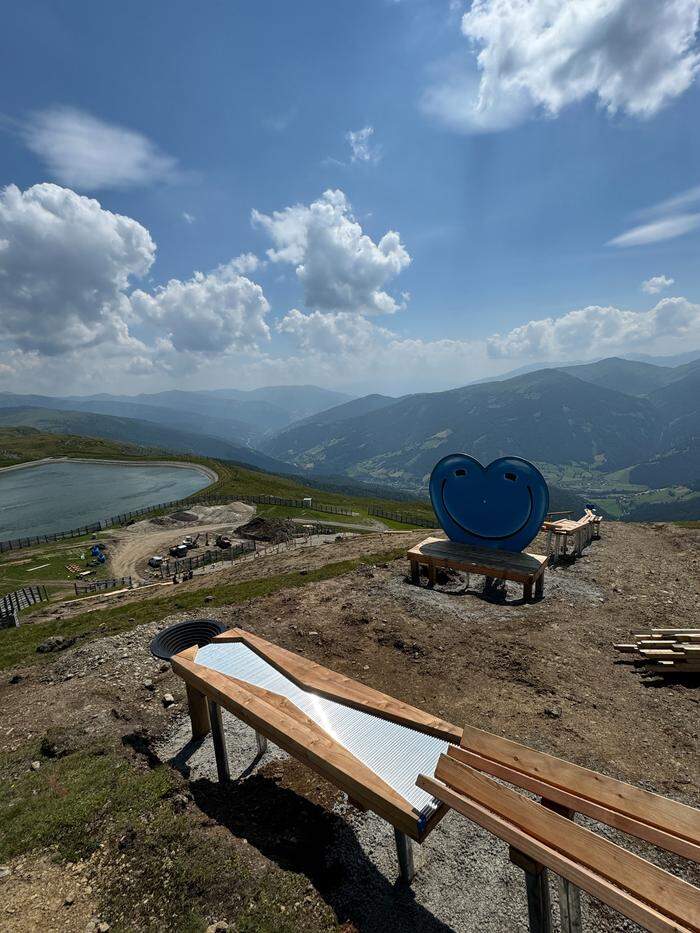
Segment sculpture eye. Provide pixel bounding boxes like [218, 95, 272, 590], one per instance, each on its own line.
[455, 468, 466, 476]
[505, 472, 517, 482]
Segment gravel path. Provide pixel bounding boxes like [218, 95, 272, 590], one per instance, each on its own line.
[155, 712, 638, 933]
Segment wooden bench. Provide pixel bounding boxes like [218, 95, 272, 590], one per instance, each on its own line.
[418, 725, 700, 933]
[407, 535, 549, 602]
[171, 628, 462, 883]
[542, 513, 596, 561]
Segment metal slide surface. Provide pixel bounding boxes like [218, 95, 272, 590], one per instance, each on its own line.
[195, 641, 448, 822]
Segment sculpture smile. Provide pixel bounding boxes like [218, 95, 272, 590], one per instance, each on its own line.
[440, 479, 535, 541]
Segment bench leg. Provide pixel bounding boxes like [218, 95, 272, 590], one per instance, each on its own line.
[410, 559, 420, 586]
[535, 573, 545, 600]
[186, 683, 211, 739]
[523, 581, 534, 602]
[510, 846, 552, 933]
[207, 699, 230, 782]
[541, 801, 582, 933]
[427, 563, 436, 588]
[394, 827, 415, 884]
[256, 731, 268, 756]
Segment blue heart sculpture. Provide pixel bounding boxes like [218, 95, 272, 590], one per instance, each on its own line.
[429, 454, 549, 552]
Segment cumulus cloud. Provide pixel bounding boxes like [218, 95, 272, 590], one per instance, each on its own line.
[346, 126, 381, 163]
[252, 189, 410, 315]
[278, 309, 390, 355]
[642, 274, 675, 294]
[487, 297, 700, 360]
[0, 182, 155, 355]
[229, 252, 261, 274]
[131, 265, 270, 354]
[23, 108, 179, 190]
[425, 0, 700, 132]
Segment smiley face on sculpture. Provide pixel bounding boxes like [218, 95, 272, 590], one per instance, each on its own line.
[429, 454, 549, 552]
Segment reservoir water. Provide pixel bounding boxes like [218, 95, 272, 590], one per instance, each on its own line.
[0, 460, 213, 539]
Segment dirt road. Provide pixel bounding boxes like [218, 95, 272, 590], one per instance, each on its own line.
[107, 502, 255, 580]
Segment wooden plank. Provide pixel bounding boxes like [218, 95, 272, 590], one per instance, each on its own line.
[407, 536, 547, 585]
[211, 629, 462, 743]
[186, 683, 211, 739]
[425, 758, 700, 931]
[417, 773, 693, 933]
[459, 725, 700, 849]
[171, 650, 422, 839]
[449, 745, 700, 863]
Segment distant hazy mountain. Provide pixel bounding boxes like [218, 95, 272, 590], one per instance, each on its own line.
[0, 407, 292, 474]
[559, 357, 687, 397]
[647, 362, 700, 449]
[291, 393, 400, 429]
[205, 385, 353, 423]
[262, 369, 658, 488]
[0, 384, 354, 446]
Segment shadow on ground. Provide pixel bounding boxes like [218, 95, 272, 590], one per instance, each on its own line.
[190, 774, 454, 933]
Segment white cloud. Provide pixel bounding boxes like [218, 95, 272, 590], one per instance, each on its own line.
[487, 297, 700, 359]
[182, 212, 195, 224]
[278, 309, 390, 355]
[608, 213, 700, 247]
[229, 252, 261, 274]
[425, 0, 700, 133]
[642, 274, 675, 294]
[23, 107, 179, 191]
[346, 126, 381, 163]
[0, 182, 154, 356]
[130, 265, 270, 355]
[252, 189, 410, 315]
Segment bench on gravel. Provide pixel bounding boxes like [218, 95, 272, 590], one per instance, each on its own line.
[170, 627, 463, 883]
[418, 725, 700, 933]
[407, 535, 549, 602]
[542, 512, 598, 561]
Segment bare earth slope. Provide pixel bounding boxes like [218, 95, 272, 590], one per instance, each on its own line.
[1, 522, 698, 931]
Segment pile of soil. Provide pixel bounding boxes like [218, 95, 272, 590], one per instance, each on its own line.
[169, 511, 199, 523]
[237, 516, 299, 544]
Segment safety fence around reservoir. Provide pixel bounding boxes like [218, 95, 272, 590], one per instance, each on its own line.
[367, 506, 436, 528]
[0, 493, 355, 553]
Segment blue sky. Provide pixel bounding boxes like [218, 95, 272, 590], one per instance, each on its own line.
[1, 0, 699, 395]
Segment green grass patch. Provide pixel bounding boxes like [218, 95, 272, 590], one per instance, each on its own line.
[0, 746, 173, 863]
[0, 546, 407, 672]
[0, 542, 112, 595]
[255, 504, 361, 525]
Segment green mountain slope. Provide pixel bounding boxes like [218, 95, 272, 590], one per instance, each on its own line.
[0, 407, 292, 474]
[560, 357, 681, 396]
[263, 370, 658, 489]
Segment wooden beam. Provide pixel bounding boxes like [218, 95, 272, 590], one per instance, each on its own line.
[417, 771, 698, 933]
[186, 683, 210, 739]
[458, 726, 700, 854]
[449, 745, 700, 863]
[211, 629, 462, 743]
[430, 755, 699, 929]
[171, 651, 423, 839]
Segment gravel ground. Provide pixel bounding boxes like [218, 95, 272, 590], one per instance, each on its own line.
[155, 711, 643, 933]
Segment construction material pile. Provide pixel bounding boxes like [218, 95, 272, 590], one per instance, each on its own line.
[614, 628, 700, 675]
[237, 516, 298, 544]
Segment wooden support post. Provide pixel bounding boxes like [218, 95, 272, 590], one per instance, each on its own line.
[509, 845, 553, 933]
[207, 699, 230, 782]
[410, 559, 420, 586]
[427, 563, 436, 588]
[523, 581, 534, 602]
[535, 573, 545, 600]
[186, 683, 210, 739]
[540, 800, 582, 933]
[255, 731, 268, 756]
[394, 827, 415, 884]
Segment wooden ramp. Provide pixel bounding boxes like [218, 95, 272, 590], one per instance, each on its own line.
[171, 628, 462, 882]
[407, 535, 549, 601]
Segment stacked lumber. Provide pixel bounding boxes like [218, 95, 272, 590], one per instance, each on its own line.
[65, 563, 82, 574]
[614, 628, 700, 674]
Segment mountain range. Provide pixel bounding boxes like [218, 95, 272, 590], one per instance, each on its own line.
[1, 358, 698, 519]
